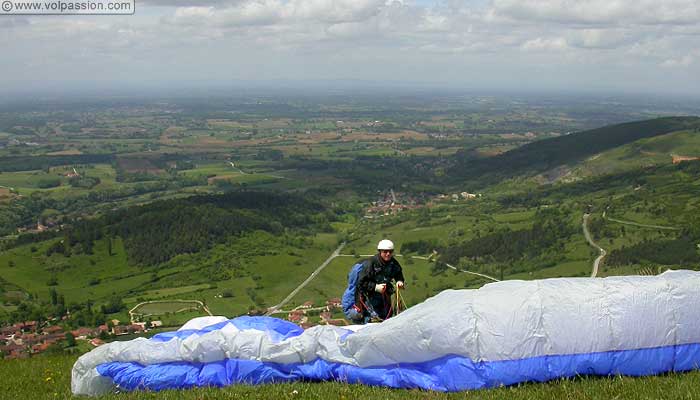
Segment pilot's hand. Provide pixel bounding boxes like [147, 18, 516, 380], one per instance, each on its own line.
[375, 283, 387, 293]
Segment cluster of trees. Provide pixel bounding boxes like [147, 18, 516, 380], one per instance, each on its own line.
[44, 220, 103, 257]
[401, 239, 440, 255]
[69, 175, 101, 189]
[438, 208, 576, 266]
[607, 237, 700, 267]
[0, 193, 59, 236]
[0, 175, 215, 237]
[95, 191, 334, 265]
[0, 154, 113, 172]
[255, 149, 284, 161]
[7, 289, 118, 329]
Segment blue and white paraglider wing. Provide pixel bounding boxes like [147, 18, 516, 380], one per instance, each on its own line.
[72, 270, 700, 396]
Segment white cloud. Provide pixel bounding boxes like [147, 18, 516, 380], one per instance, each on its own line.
[325, 20, 377, 38]
[493, 0, 700, 26]
[521, 37, 568, 51]
[661, 54, 694, 67]
[0, 17, 30, 29]
[1, 0, 698, 94]
[170, 6, 215, 24]
[289, 0, 384, 23]
[568, 28, 634, 49]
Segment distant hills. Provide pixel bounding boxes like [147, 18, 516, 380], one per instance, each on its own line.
[454, 116, 700, 185]
[569, 128, 700, 179]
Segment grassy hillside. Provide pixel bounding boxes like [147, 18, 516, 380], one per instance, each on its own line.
[4, 160, 700, 326]
[567, 129, 700, 179]
[453, 116, 700, 185]
[2, 119, 700, 400]
[3, 354, 700, 400]
[3, 117, 700, 333]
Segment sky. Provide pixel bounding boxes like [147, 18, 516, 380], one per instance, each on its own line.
[1, 0, 699, 96]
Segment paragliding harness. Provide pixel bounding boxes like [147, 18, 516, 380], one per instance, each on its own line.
[341, 261, 407, 324]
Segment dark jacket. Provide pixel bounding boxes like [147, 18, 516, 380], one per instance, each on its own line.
[356, 254, 405, 303]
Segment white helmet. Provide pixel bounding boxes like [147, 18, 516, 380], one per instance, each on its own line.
[377, 239, 394, 251]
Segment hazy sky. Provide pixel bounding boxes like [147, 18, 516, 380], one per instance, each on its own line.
[2, 0, 699, 95]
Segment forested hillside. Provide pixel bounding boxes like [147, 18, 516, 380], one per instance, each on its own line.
[452, 116, 700, 185]
[15, 191, 335, 266]
[437, 207, 577, 277]
[105, 191, 334, 265]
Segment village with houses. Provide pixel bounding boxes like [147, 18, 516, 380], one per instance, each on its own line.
[280, 297, 346, 329]
[0, 319, 162, 360]
[0, 296, 349, 360]
[364, 189, 481, 218]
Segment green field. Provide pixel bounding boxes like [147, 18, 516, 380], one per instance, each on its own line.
[0, 170, 68, 193]
[2, 165, 696, 325]
[179, 161, 287, 186]
[571, 129, 700, 179]
[0, 237, 139, 304]
[124, 285, 212, 303]
[2, 111, 700, 400]
[132, 300, 205, 315]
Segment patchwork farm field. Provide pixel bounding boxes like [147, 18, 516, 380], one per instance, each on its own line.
[1, 98, 699, 400]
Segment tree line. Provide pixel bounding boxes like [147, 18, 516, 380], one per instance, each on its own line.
[437, 208, 576, 267]
[55, 190, 335, 266]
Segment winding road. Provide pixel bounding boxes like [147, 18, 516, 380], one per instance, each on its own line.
[228, 161, 249, 175]
[603, 211, 680, 231]
[265, 242, 346, 315]
[266, 210, 677, 315]
[582, 213, 606, 277]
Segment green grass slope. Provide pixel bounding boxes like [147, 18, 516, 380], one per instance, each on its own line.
[567, 129, 700, 179]
[453, 116, 700, 185]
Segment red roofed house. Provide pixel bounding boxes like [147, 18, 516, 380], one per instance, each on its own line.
[1, 343, 26, 359]
[71, 327, 94, 339]
[14, 321, 37, 333]
[113, 325, 129, 335]
[19, 333, 40, 347]
[287, 310, 304, 323]
[301, 301, 314, 309]
[32, 342, 51, 353]
[326, 298, 341, 308]
[43, 325, 64, 335]
[1, 326, 16, 336]
[44, 333, 67, 343]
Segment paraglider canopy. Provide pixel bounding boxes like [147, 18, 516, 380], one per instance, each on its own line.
[72, 270, 700, 396]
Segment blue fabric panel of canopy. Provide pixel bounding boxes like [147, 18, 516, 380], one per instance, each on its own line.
[96, 342, 700, 392]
